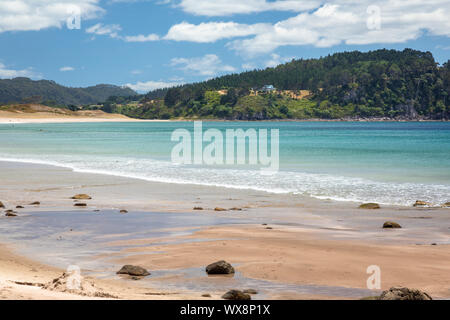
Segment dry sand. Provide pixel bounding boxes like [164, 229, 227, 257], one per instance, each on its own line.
[0, 104, 167, 123]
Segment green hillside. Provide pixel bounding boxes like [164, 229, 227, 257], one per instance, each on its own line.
[125, 49, 448, 120]
[0, 77, 137, 106]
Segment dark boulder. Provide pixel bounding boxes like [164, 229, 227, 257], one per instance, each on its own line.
[5, 210, 18, 217]
[116, 265, 150, 277]
[222, 290, 251, 300]
[29, 201, 40, 205]
[74, 203, 87, 207]
[359, 203, 380, 209]
[71, 194, 92, 200]
[206, 260, 235, 275]
[379, 287, 432, 300]
[383, 221, 402, 229]
[413, 200, 431, 207]
[0, 201, 4, 208]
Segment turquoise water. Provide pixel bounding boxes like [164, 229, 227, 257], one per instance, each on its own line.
[0, 121, 449, 206]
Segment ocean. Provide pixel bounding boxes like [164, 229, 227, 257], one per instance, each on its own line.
[0, 121, 449, 206]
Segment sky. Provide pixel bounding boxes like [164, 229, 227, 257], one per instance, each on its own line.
[0, 0, 449, 93]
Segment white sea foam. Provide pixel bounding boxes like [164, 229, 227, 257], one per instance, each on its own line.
[1, 154, 449, 207]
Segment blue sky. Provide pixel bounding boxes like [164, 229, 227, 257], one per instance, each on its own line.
[0, 0, 449, 93]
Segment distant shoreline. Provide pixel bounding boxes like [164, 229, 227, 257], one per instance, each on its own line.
[1, 115, 448, 124]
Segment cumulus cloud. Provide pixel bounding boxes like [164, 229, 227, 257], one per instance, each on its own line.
[86, 23, 121, 38]
[164, 21, 270, 43]
[0, 62, 40, 79]
[170, 54, 236, 76]
[124, 33, 160, 42]
[0, 0, 103, 33]
[264, 54, 293, 68]
[59, 66, 75, 72]
[227, 1, 450, 55]
[177, 0, 320, 16]
[124, 80, 184, 93]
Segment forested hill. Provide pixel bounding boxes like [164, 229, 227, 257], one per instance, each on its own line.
[139, 49, 449, 120]
[0, 77, 137, 106]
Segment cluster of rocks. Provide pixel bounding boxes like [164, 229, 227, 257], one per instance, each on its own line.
[72, 194, 91, 208]
[1, 200, 39, 217]
[115, 260, 255, 300]
[376, 287, 432, 300]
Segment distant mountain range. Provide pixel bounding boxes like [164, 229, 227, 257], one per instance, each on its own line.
[0, 77, 136, 106]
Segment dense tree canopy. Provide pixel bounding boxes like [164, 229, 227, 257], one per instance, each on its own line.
[128, 49, 448, 120]
[0, 77, 137, 106]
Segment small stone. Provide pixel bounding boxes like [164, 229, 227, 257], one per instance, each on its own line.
[116, 265, 150, 277]
[120, 210, 128, 214]
[265, 227, 273, 230]
[229, 207, 242, 211]
[0, 201, 5, 208]
[214, 207, 227, 212]
[71, 194, 92, 200]
[5, 211, 17, 217]
[359, 203, 380, 209]
[193, 207, 203, 210]
[74, 203, 87, 207]
[222, 290, 251, 300]
[29, 201, 40, 205]
[413, 200, 431, 207]
[206, 260, 235, 275]
[441, 202, 450, 208]
[243, 289, 258, 294]
[431, 243, 437, 246]
[16, 206, 24, 209]
[383, 221, 402, 229]
[201, 294, 211, 298]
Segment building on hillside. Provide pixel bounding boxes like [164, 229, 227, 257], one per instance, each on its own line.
[260, 85, 276, 93]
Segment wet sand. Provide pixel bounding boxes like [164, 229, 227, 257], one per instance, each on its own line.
[0, 160, 449, 300]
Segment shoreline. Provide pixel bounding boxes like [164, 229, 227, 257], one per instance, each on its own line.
[0, 160, 449, 300]
[0, 114, 448, 124]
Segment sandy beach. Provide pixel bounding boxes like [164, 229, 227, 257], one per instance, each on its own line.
[0, 160, 449, 300]
[0, 105, 170, 124]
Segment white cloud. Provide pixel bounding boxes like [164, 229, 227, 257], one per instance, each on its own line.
[59, 66, 75, 72]
[124, 80, 184, 93]
[177, 0, 320, 16]
[264, 54, 292, 68]
[124, 33, 160, 42]
[242, 63, 256, 70]
[0, 62, 40, 79]
[86, 23, 121, 38]
[0, 1, 103, 33]
[170, 54, 235, 76]
[227, 1, 450, 56]
[164, 21, 270, 43]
